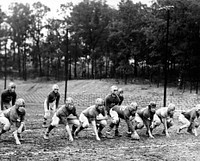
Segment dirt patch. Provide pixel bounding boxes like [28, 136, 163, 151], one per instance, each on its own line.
[1, 104, 200, 161]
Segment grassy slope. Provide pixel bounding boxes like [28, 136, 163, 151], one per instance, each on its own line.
[0, 78, 200, 109]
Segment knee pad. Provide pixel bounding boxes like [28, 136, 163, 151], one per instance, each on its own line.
[82, 122, 89, 128]
[136, 123, 144, 129]
[3, 124, 10, 131]
[112, 118, 120, 125]
[100, 120, 107, 127]
[167, 120, 174, 128]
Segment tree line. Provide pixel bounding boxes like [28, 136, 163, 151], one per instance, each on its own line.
[0, 0, 200, 92]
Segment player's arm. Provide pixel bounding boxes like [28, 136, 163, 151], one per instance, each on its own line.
[1, 93, 3, 110]
[91, 119, 100, 141]
[12, 92, 17, 106]
[64, 119, 74, 141]
[55, 94, 60, 109]
[46, 95, 50, 110]
[143, 110, 154, 138]
[17, 113, 26, 133]
[118, 96, 124, 105]
[104, 96, 112, 114]
[72, 107, 79, 118]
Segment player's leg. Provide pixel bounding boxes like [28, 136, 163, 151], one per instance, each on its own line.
[151, 114, 161, 130]
[43, 99, 50, 127]
[177, 113, 190, 133]
[96, 119, 107, 138]
[134, 113, 144, 130]
[0, 116, 11, 137]
[192, 120, 200, 136]
[44, 114, 59, 139]
[67, 118, 80, 137]
[115, 119, 121, 137]
[106, 109, 119, 135]
[74, 113, 89, 138]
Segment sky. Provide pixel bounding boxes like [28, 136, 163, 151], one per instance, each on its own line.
[0, 0, 154, 18]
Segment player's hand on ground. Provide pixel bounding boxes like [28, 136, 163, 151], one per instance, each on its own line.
[69, 136, 74, 142]
[96, 136, 101, 141]
[166, 133, 170, 137]
[131, 132, 140, 140]
[16, 140, 21, 145]
[149, 135, 154, 139]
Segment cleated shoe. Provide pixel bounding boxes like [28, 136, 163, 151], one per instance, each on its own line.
[98, 132, 106, 138]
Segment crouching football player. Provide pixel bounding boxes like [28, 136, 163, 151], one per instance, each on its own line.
[177, 104, 200, 136]
[0, 98, 26, 145]
[74, 98, 107, 141]
[151, 103, 176, 137]
[134, 101, 157, 139]
[44, 97, 80, 141]
[106, 102, 139, 139]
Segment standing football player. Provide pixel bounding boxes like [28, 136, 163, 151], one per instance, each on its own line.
[105, 85, 121, 115]
[1, 82, 17, 111]
[43, 84, 60, 127]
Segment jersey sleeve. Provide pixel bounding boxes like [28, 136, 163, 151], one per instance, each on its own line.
[105, 95, 111, 113]
[20, 113, 26, 122]
[12, 92, 17, 106]
[1, 93, 3, 110]
[55, 93, 60, 108]
[72, 107, 79, 118]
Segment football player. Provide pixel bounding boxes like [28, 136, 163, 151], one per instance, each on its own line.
[151, 103, 176, 137]
[177, 104, 200, 136]
[105, 85, 121, 115]
[43, 84, 60, 127]
[74, 98, 107, 141]
[0, 98, 26, 145]
[134, 101, 157, 138]
[1, 82, 17, 111]
[106, 102, 140, 139]
[43, 97, 80, 141]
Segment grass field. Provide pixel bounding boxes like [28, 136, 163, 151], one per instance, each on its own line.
[1, 79, 200, 160]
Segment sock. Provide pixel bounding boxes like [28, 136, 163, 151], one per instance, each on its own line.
[46, 125, 55, 134]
